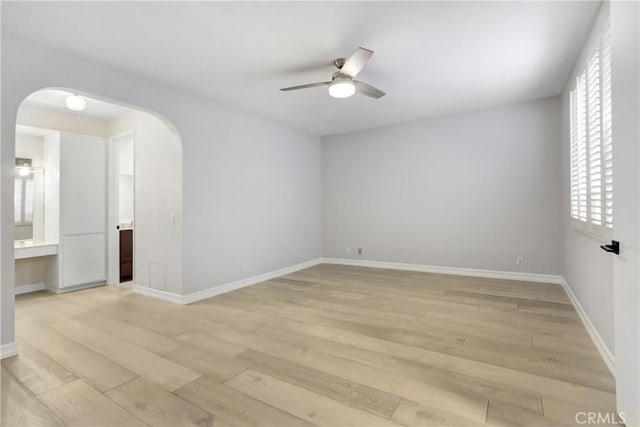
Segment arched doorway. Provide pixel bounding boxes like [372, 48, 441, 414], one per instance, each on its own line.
[3, 87, 183, 357]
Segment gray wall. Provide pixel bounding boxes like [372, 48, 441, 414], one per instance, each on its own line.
[322, 97, 563, 275]
[561, 2, 615, 356]
[181, 115, 321, 293]
[109, 111, 183, 294]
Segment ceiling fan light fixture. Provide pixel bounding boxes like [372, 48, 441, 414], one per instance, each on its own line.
[328, 80, 355, 98]
[281, 47, 384, 99]
[65, 94, 87, 111]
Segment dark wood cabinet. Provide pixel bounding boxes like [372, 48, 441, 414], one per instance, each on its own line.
[119, 229, 133, 282]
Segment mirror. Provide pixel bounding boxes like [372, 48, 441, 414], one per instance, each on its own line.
[15, 131, 46, 242]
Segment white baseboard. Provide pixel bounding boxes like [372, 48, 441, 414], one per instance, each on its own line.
[135, 257, 562, 305]
[130, 255, 615, 378]
[15, 282, 45, 295]
[51, 281, 106, 294]
[181, 258, 323, 305]
[321, 257, 564, 284]
[132, 285, 183, 304]
[133, 258, 323, 305]
[0, 342, 17, 359]
[560, 278, 615, 376]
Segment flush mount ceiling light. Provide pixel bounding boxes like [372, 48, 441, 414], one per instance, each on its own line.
[65, 94, 87, 111]
[328, 78, 356, 98]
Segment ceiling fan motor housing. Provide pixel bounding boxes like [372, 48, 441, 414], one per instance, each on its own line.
[332, 71, 352, 82]
[333, 57, 346, 69]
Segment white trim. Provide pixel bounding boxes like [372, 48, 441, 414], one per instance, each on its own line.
[132, 285, 183, 304]
[15, 282, 46, 295]
[51, 281, 105, 294]
[182, 258, 322, 304]
[321, 257, 564, 284]
[0, 342, 17, 359]
[560, 278, 615, 375]
[133, 258, 323, 305]
[107, 130, 136, 286]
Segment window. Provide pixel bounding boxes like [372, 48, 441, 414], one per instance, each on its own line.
[15, 176, 34, 225]
[570, 24, 612, 237]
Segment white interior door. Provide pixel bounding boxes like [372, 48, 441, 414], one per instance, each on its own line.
[611, 2, 639, 425]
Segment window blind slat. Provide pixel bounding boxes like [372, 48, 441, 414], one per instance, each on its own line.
[587, 48, 602, 225]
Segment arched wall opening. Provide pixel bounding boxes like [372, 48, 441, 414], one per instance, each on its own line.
[3, 87, 183, 353]
[2, 33, 323, 358]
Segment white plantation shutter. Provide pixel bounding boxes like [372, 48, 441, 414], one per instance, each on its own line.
[14, 175, 35, 224]
[568, 24, 613, 236]
[14, 178, 22, 223]
[587, 49, 602, 225]
[24, 178, 34, 223]
[576, 72, 588, 223]
[602, 24, 613, 229]
[570, 90, 579, 220]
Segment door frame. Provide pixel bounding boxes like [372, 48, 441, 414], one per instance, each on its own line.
[107, 130, 135, 285]
[611, 1, 640, 424]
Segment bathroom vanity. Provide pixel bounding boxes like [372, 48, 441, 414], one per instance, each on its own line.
[14, 240, 58, 294]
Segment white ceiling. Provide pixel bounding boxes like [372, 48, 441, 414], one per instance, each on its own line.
[2, 1, 600, 136]
[21, 89, 132, 121]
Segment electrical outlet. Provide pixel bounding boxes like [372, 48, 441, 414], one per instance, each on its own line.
[345, 246, 351, 254]
[516, 257, 525, 265]
[357, 248, 363, 255]
[241, 263, 248, 272]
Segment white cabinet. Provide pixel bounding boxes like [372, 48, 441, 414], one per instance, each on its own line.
[61, 234, 106, 287]
[61, 133, 107, 235]
[45, 132, 107, 290]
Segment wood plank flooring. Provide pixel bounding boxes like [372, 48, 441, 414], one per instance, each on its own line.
[1, 264, 617, 426]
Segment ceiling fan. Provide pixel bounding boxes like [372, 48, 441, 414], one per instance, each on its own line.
[280, 47, 385, 99]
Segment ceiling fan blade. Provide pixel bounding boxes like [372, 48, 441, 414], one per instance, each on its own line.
[354, 80, 385, 99]
[280, 82, 331, 91]
[340, 47, 373, 78]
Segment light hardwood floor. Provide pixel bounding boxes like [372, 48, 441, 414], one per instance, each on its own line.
[1, 264, 617, 426]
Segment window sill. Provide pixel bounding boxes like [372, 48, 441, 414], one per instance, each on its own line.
[570, 218, 612, 243]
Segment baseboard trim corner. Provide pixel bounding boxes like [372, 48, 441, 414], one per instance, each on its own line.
[132, 285, 183, 305]
[182, 258, 323, 305]
[560, 278, 615, 376]
[320, 257, 564, 284]
[15, 282, 46, 295]
[0, 342, 17, 359]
